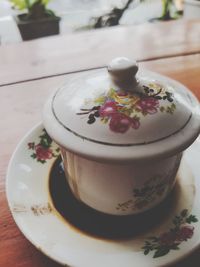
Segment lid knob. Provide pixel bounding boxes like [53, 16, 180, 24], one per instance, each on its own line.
[107, 57, 139, 91]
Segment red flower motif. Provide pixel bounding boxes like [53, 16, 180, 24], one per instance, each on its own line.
[35, 145, 53, 161]
[176, 226, 194, 241]
[159, 231, 176, 246]
[109, 113, 133, 133]
[136, 97, 159, 114]
[99, 101, 118, 117]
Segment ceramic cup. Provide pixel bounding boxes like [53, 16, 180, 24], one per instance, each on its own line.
[60, 147, 182, 215]
[43, 57, 200, 216]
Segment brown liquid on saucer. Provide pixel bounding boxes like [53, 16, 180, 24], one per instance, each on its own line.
[48, 156, 186, 240]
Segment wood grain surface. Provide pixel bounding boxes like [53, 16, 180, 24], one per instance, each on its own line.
[0, 20, 200, 86]
[1, 20, 200, 267]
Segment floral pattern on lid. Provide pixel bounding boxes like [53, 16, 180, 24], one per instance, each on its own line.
[77, 82, 176, 134]
[43, 57, 200, 161]
[50, 67, 192, 147]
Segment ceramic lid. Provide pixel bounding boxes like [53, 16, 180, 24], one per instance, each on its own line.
[43, 57, 200, 162]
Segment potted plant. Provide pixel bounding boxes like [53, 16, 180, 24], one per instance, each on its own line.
[149, 0, 183, 21]
[91, 0, 182, 29]
[11, 0, 60, 40]
[184, 0, 200, 18]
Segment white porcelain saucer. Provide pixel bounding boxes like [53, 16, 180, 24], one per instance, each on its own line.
[6, 123, 200, 267]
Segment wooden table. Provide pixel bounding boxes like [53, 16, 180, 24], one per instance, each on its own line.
[0, 20, 200, 267]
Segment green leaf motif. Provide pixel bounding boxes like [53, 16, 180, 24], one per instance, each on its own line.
[155, 95, 162, 100]
[94, 95, 106, 105]
[172, 215, 183, 227]
[186, 215, 198, 224]
[38, 159, 46, 164]
[159, 106, 165, 112]
[153, 247, 170, 258]
[171, 103, 176, 109]
[143, 86, 150, 94]
[107, 88, 116, 99]
[40, 138, 49, 148]
[181, 209, 188, 218]
[101, 117, 109, 124]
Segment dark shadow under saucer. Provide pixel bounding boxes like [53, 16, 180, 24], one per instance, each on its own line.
[49, 156, 192, 240]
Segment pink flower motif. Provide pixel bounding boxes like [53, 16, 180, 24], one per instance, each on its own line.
[136, 97, 159, 114]
[176, 226, 194, 241]
[109, 113, 140, 133]
[109, 113, 132, 133]
[159, 231, 176, 246]
[35, 145, 53, 161]
[99, 101, 118, 117]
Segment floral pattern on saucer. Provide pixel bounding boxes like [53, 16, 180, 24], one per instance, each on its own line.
[28, 129, 60, 164]
[7, 123, 200, 267]
[13, 203, 52, 216]
[77, 83, 176, 133]
[142, 209, 198, 258]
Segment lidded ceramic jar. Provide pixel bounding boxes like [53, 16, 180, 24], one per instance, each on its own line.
[43, 57, 200, 215]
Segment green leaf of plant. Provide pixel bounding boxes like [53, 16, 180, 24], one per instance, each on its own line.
[45, 9, 56, 17]
[42, 0, 50, 5]
[144, 249, 150, 255]
[10, 0, 27, 10]
[153, 247, 170, 258]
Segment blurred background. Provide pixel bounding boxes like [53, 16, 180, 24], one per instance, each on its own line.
[0, 0, 198, 44]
